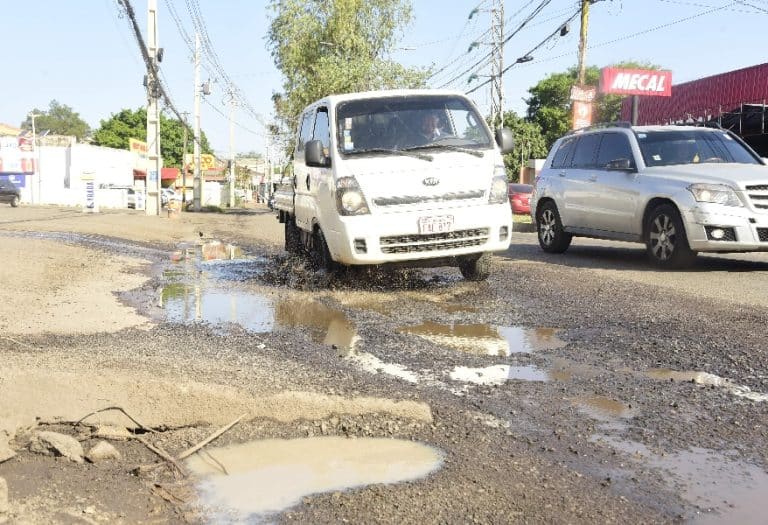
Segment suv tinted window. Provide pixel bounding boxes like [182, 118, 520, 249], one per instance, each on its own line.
[571, 134, 601, 169]
[551, 137, 576, 169]
[596, 133, 635, 169]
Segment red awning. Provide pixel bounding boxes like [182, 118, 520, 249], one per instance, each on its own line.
[133, 167, 179, 181]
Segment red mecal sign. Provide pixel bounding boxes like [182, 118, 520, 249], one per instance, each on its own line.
[600, 68, 672, 97]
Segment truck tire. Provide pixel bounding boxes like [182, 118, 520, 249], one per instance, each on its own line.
[284, 217, 301, 254]
[310, 228, 338, 273]
[459, 253, 491, 281]
[10, 195, 20, 207]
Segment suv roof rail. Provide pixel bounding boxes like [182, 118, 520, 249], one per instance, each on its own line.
[565, 121, 632, 136]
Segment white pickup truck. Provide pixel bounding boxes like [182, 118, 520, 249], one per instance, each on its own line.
[273, 89, 514, 280]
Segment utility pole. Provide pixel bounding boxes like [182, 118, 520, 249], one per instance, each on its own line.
[264, 133, 271, 202]
[146, 0, 162, 216]
[228, 92, 236, 208]
[491, 0, 504, 128]
[181, 111, 189, 206]
[193, 33, 202, 211]
[577, 0, 591, 85]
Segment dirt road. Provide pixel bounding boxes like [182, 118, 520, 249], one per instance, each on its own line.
[0, 205, 765, 524]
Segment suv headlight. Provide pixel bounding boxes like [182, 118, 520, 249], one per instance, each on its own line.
[687, 183, 743, 207]
[336, 176, 370, 215]
[489, 169, 508, 204]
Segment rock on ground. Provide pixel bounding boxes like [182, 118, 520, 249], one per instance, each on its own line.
[28, 431, 84, 463]
[0, 437, 15, 464]
[86, 441, 121, 463]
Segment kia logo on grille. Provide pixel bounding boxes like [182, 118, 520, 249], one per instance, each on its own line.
[422, 177, 440, 186]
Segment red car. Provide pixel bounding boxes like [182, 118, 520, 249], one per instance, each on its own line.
[508, 183, 532, 215]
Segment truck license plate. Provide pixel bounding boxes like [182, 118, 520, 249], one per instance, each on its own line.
[418, 215, 454, 234]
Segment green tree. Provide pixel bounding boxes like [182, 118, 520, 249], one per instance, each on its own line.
[526, 62, 660, 149]
[267, 0, 430, 151]
[92, 108, 213, 168]
[21, 100, 90, 141]
[498, 111, 548, 182]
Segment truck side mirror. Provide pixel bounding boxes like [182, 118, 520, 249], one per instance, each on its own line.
[495, 128, 514, 154]
[305, 140, 330, 168]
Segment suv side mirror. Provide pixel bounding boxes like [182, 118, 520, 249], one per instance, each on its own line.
[495, 128, 514, 155]
[305, 140, 330, 168]
[607, 158, 634, 171]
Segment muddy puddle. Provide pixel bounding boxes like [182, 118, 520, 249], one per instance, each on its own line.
[450, 359, 597, 386]
[592, 436, 768, 524]
[571, 396, 637, 421]
[187, 437, 442, 521]
[399, 322, 564, 356]
[644, 368, 768, 402]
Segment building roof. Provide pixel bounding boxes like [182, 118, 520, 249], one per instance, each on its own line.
[621, 63, 768, 125]
[0, 123, 21, 136]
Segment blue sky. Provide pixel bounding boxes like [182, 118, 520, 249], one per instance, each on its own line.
[1, 0, 765, 158]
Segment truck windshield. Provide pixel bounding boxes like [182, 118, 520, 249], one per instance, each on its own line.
[636, 130, 760, 167]
[336, 95, 493, 156]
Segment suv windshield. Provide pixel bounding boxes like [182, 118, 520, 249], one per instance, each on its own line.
[636, 129, 759, 167]
[336, 95, 492, 155]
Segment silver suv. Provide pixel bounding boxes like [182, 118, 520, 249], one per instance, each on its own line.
[531, 124, 768, 268]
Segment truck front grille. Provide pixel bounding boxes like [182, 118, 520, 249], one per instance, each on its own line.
[745, 184, 768, 212]
[373, 190, 484, 207]
[380, 228, 489, 254]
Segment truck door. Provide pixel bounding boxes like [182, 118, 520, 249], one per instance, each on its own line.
[295, 107, 332, 234]
[294, 110, 316, 232]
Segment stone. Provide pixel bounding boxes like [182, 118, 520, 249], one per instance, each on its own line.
[93, 426, 132, 441]
[28, 431, 84, 463]
[86, 441, 121, 463]
[0, 477, 7, 515]
[0, 437, 15, 464]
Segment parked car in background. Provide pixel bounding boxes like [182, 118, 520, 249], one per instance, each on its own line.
[161, 188, 178, 206]
[531, 123, 768, 268]
[0, 180, 21, 207]
[508, 183, 532, 215]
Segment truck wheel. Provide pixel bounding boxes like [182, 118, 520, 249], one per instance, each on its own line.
[310, 228, 337, 273]
[644, 204, 697, 269]
[284, 217, 301, 254]
[536, 201, 572, 253]
[10, 195, 20, 207]
[459, 253, 491, 281]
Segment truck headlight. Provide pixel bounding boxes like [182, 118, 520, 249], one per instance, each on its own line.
[688, 183, 743, 207]
[488, 170, 508, 204]
[336, 176, 370, 215]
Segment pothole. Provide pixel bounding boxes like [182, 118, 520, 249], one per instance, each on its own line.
[571, 396, 637, 421]
[399, 322, 564, 356]
[591, 436, 768, 524]
[644, 368, 768, 402]
[186, 437, 443, 521]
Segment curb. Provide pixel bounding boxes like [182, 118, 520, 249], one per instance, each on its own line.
[512, 222, 535, 233]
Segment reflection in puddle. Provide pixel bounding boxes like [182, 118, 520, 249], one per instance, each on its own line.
[450, 359, 596, 386]
[162, 285, 275, 332]
[187, 437, 443, 521]
[571, 396, 637, 421]
[275, 299, 359, 353]
[592, 436, 768, 524]
[450, 365, 548, 385]
[645, 369, 768, 403]
[400, 322, 564, 356]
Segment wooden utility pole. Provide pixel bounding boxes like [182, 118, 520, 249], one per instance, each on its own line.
[577, 0, 591, 85]
[181, 111, 189, 205]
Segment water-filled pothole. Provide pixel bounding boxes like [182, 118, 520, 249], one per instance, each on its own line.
[571, 396, 637, 421]
[591, 436, 768, 524]
[450, 359, 597, 386]
[187, 437, 443, 521]
[400, 322, 564, 356]
[644, 368, 768, 402]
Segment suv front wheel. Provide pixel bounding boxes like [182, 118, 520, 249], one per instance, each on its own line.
[536, 201, 572, 253]
[645, 204, 697, 269]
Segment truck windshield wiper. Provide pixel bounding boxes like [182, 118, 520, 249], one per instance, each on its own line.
[350, 147, 433, 162]
[402, 143, 485, 158]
